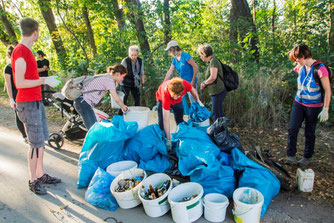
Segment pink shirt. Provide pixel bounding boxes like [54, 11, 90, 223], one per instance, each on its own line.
[82, 74, 116, 106]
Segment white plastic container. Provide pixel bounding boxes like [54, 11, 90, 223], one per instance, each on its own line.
[93, 108, 109, 122]
[193, 119, 210, 127]
[203, 193, 229, 222]
[232, 187, 264, 223]
[138, 173, 172, 218]
[111, 91, 125, 109]
[124, 106, 150, 131]
[110, 168, 146, 209]
[168, 182, 204, 223]
[106, 160, 138, 177]
[297, 168, 315, 192]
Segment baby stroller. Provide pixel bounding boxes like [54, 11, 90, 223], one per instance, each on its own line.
[46, 92, 87, 150]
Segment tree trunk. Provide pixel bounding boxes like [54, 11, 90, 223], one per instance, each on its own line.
[271, 0, 276, 52]
[329, 0, 334, 53]
[110, 0, 125, 30]
[82, 5, 97, 57]
[253, 0, 256, 25]
[230, 0, 239, 63]
[0, 6, 18, 45]
[163, 0, 171, 44]
[0, 25, 11, 46]
[38, 0, 67, 67]
[125, 0, 151, 56]
[230, 0, 259, 61]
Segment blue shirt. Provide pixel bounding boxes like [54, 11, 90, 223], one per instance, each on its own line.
[172, 52, 197, 83]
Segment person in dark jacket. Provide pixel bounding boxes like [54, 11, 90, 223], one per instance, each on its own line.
[36, 50, 51, 105]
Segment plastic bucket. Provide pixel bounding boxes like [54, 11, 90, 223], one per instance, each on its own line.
[111, 91, 125, 109]
[168, 182, 204, 223]
[232, 187, 264, 223]
[203, 193, 229, 222]
[106, 160, 138, 177]
[110, 168, 147, 209]
[193, 119, 210, 127]
[138, 173, 172, 218]
[124, 106, 150, 131]
[93, 108, 109, 122]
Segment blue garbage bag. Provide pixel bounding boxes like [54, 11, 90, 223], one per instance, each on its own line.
[85, 167, 118, 211]
[230, 148, 280, 216]
[188, 101, 211, 122]
[123, 124, 170, 173]
[77, 116, 138, 188]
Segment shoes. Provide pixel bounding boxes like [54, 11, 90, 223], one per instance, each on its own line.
[38, 174, 61, 184]
[298, 157, 312, 166]
[285, 156, 297, 165]
[29, 180, 47, 195]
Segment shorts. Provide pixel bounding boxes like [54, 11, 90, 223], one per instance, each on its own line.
[16, 101, 49, 148]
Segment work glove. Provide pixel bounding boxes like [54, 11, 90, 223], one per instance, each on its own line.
[318, 108, 329, 122]
[10, 98, 16, 109]
[166, 139, 172, 152]
[44, 76, 62, 88]
[198, 101, 204, 107]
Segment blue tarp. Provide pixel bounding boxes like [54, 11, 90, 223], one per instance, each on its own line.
[188, 101, 211, 122]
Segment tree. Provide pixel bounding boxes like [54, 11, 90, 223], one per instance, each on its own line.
[329, 0, 334, 53]
[163, 0, 171, 44]
[0, 24, 11, 46]
[110, 0, 125, 30]
[82, 4, 97, 56]
[0, 6, 18, 45]
[38, 0, 67, 67]
[271, 0, 276, 52]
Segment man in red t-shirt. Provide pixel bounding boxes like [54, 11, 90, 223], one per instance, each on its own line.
[156, 77, 201, 150]
[12, 18, 61, 195]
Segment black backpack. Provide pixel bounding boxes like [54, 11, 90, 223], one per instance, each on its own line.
[313, 61, 333, 100]
[217, 60, 239, 92]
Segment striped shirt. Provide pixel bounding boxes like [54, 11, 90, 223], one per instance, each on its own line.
[82, 74, 116, 106]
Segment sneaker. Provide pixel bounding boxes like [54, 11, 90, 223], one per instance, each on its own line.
[298, 157, 312, 166]
[29, 180, 47, 195]
[37, 174, 61, 184]
[285, 156, 297, 165]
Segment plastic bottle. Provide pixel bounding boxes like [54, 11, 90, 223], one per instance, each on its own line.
[239, 189, 251, 204]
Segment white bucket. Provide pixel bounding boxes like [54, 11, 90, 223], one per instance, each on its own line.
[124, 106, 150, 131]
[106, 160, 138, 177]
[168, 182, 204, 223]
[111, 91, 125, 109]
[232, 187, 264, 223]
[93, 108, 109, 122]
[297, 168, 315, 192]
[110, 168, 147, 209]
[203, 193, 229, 222]
[138, 173, 172, 218]
[193, 119, 210, 127]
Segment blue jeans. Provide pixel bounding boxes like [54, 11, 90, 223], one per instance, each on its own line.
[74, 96, 97, 130]
[211, 89, 227, 122]
[157, 101, 184, 131]
[286, 101, 322, 159]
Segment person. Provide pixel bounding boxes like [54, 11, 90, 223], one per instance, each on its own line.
[36, 50, 51, 106]
[119, 45, 145, 114]
[197, 43, 227, 122]
[3, 45, 27, 142]
[74, 64, 129, 130]
[164, 40, 198, 114]
[156, 77, 201, 150]
[12, 18, 62, 195]
[286, 44, 331, 166]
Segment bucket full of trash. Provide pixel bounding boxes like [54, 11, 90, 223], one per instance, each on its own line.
[106, 160, 138, 177]
[168, 182, 204, 223]
[138, 173, 172, 217]
[110, 168, 146, 209]
[233, 187, 264, 223]
[124, 106, 150, 131]
[111, 91, 125, 109]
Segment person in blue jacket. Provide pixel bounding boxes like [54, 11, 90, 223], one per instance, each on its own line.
[164, 40, 198, 114]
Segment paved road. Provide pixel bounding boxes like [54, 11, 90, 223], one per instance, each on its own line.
[1, 126, 334, 223]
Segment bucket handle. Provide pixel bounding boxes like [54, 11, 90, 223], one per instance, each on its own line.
[203, 202, 229, 210]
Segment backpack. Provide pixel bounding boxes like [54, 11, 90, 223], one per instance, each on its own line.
[217, 60, 239, 92]
[313, 61, 333, 100]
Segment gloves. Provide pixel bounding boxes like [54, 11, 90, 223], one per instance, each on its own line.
[198, 101, 204, 107]
[10, 98, 16, 109]
[166, 139, 172, 151]
[318, 108, 329, 122]
[44, 76, 62, 88]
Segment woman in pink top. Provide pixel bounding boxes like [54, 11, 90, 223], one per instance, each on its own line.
[74, 64, 128, 130]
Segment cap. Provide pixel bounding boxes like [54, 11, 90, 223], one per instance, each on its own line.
[36, 50, 45, 56]
[165, 40, 178, 51]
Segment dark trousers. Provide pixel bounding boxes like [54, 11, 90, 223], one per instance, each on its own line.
[118, 85, 140, 115]
[15, 110, 27, 138]
[157, 101, 184, 131]
[211, 89, 227, 122]
[41, 84, 51, 106]
[287, 101, 322, 159]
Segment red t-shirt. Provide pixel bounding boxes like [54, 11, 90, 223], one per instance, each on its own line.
[156, 80, 192, 110]
[11, 44, 41, 102]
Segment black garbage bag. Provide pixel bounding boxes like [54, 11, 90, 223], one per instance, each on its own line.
[207, 117, 244, 153]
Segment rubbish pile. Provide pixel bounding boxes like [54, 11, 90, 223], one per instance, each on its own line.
[140, 180, 171, 200]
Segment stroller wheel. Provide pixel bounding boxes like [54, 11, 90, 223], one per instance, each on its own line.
[48, 133, 64, 150]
